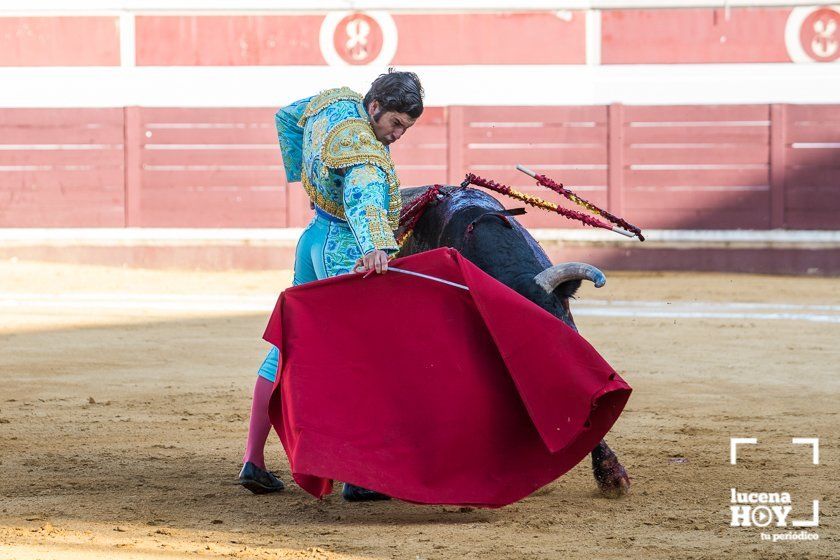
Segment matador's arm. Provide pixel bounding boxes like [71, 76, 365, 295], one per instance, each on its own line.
[274, 96, 312, 183]
[343, 163, 399, 255]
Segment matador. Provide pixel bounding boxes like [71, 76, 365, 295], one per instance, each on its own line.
[238, 71, 424, 501]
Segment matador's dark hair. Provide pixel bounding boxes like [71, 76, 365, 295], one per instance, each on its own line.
[363, 68, 424, 119]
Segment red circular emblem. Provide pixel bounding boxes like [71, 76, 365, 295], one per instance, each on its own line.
[332, 12, 384, 65]
[800, 8, 840, 62]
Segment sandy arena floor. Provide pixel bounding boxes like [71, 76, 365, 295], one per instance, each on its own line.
[0, 260, 837, 559]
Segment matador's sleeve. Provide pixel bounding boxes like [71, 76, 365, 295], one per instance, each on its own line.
[274, 96, 312, 183]
[322, 118, 401, 255]
[343, 164, 399, 255]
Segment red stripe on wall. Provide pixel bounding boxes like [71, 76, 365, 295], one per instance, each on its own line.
[5, 10, 811, 67]
[134, 12, 586, 66]
[0, 17, 120, 66]
[601, 8, 792, 64]
[135, 16, 325, 66]
[391, 12, 586, 65]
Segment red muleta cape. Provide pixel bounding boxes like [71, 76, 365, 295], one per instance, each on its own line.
[264, 247, 631, 507]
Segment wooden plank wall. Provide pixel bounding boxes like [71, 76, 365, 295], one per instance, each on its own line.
[0, 108, 125, 227]
[390, 107, 448, 188]
[621, 104, 771, 229]
[0, 104, 838, 230]
[783, 105, 840, 230]
[130, 107, 286, 227]
[453, 105, 609, 229]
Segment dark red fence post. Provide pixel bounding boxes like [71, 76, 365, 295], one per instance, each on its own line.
[123, 106, 142, 227]
[607, 102, 625, 216]
[769, 103, 787, 229]
[447, 106, 464, 184]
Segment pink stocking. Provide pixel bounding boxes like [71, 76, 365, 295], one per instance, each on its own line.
[242, 376, 274, 470]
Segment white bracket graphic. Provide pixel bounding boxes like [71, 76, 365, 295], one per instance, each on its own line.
[730, 437, 757, 465]
[792, 437, 820, 465]
[792, 500, 821, 527]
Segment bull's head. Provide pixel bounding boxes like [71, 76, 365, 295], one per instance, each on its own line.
[398, 186, 605, 331]
[459, 214, 605, 331]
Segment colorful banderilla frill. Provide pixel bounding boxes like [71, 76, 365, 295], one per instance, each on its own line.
[462, 168, 645, 241]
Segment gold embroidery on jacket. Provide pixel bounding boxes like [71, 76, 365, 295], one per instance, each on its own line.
[365, 205, 399, 251]
[322, 119, 395, 175]
[302, 173, 346, 220]
[309, 118, 328, 151]
[388, 185, 402, 232]
[297, 87, 364, 127]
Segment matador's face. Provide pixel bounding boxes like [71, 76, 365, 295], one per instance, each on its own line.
[367, 100, 416, 146]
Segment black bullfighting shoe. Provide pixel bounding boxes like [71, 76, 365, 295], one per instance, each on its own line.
[341, 482, 391, 502]
[238, 461, 285, 494]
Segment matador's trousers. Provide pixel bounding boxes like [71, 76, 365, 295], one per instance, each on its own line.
[257, 208, 364, 383]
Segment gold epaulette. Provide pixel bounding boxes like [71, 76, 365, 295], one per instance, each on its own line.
[322, 119, 394, 175]
[297, 87, 364, 127]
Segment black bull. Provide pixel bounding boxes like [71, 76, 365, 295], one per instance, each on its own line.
[396, 185, 631, 498]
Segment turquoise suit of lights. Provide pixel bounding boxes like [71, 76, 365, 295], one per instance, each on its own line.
[258, 87, 402, 383]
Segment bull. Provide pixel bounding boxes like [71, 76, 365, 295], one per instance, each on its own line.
[396, 185, 631, 499]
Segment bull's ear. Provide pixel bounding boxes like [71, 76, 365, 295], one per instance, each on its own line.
[552, 279, 582, 300]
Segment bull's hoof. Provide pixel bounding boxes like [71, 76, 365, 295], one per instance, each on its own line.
[591, 449, 631, 499]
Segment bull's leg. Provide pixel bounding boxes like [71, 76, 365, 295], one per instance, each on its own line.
[591, 439, 631, 498]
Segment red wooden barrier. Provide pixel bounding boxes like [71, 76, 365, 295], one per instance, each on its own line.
[0, 108, 125, 227]
[784, 104, 840, 230]
[458, 105, 609, 229]
[621, 104, 771, 229]
[389, 107, 448, 188]
[0, 104, 839, 231]
[769, 104, 786, 229]
[133, 107, 286, 227]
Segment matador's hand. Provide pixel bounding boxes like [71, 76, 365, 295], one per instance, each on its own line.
[353, 250, 390, 275]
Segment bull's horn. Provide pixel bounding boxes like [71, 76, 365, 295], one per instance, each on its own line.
[534, 262, 606, 292]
